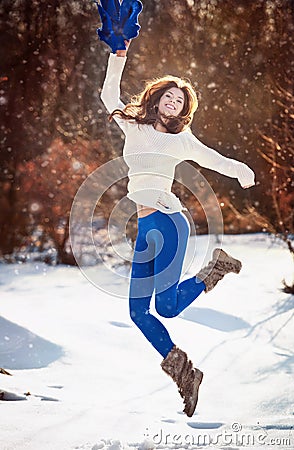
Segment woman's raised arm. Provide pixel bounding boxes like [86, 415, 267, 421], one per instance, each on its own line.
[100, 42, 131, 133]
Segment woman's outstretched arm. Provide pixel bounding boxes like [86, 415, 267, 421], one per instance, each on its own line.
[182, 132, 255, 189]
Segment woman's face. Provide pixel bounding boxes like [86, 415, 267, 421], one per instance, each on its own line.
[157, 87, 185, 117]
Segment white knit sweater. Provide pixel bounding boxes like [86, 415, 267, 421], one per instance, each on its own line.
[101, 53, 255, 213]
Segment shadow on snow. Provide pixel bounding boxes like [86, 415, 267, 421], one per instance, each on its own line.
[180, 307, 250, 332]
[0, 316, 64, 370]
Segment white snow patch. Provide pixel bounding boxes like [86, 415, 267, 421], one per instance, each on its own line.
[0, 234, 293, 450]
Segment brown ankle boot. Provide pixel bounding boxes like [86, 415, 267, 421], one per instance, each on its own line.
[161, 345, 203, 417]
[196, 248, 242, 292]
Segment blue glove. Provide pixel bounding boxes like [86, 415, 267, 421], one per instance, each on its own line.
[120, 0, 143, 40]
[94, 0, 143, 53]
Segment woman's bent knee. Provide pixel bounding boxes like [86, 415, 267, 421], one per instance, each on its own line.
[155, 300, 177, 318]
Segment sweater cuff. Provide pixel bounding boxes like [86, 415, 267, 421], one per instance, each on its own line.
[236, 162, 255, 187]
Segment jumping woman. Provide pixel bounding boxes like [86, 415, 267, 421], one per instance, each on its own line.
[97, 0, 255, 417]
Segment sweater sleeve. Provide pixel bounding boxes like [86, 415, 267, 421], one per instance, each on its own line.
[182, 132, 255, 188]
[100, 53, 129, 133]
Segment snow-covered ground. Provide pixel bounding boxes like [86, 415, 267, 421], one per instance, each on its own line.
[0, 234, 293, 450]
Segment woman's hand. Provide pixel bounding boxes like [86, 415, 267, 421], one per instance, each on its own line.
[242, 184, 255, 189]
[116, 40, 131, 57]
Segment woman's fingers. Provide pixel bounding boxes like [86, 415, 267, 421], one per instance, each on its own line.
[125, 39, 131, 48]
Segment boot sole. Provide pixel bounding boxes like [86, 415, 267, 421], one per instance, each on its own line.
[213, 248, 242, 273]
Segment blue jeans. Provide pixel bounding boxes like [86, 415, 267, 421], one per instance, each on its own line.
[129, 210, 205, 358]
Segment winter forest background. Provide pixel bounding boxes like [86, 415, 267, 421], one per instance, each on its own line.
[0, 0, 293, 275]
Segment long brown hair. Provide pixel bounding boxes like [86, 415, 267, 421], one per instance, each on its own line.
[109, 75, 199, 134]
